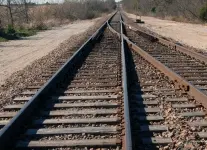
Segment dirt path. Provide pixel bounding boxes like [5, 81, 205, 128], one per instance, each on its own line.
[0, 19, 96, 85]
[126, 12, 207, 52]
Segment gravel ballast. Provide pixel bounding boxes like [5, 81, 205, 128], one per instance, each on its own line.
[0, 14, 111, 107]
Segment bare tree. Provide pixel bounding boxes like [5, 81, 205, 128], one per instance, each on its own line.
[23, 0, 29, 23]
[0, 0, 14, 27]
[7, 0, 14, 26]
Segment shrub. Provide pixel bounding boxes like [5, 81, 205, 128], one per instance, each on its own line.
[85, 11, 96, 19]
[0, 37, 7, 42]
[16, 28, 37, 37]
[6, 24, 16, 34]
[151, 7, 156, 13]
[34, 22, 48, 30]
[0, 28, 3, 37]
[1, 26, 18, 40]
[200, 5, 207, 21]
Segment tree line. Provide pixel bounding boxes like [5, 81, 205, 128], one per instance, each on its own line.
[122, 0, 207, 22]
[0, 0, 116, 40]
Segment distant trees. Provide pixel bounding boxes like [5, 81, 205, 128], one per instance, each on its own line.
[0, 0, 116, 39]
[0, 0, 31, 27]
[55, 0, 116, 20]
[122, 0, 207, 22]
[0, 0, 116, 29]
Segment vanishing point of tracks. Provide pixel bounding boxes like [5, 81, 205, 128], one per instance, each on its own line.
[0, 11, 207, 150]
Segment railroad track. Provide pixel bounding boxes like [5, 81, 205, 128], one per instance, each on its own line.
[0, 11, 207, 150]
[127, 48, 206, 149]
[3, 29, 122, 149]
[121, 12, 207, 58]
[0, 13, 131, 150]
[122, 14, 207, 96]
[108, 12, 207, 149]
[124, 26, 207, 93]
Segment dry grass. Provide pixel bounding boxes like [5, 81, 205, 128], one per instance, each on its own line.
[123, 0, 207, 23]
[0, 0, 116, 40]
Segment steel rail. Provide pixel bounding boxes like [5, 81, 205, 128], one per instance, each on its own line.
[121, 20, 207, 65]
[120, 17, 132, 150]
[107, 14, 133, 150]
[0, 13, 117, 150]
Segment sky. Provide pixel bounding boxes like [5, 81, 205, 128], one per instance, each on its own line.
[31, 0, 121, 4]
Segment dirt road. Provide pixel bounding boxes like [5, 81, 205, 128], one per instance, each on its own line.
[0, 20, 96, 85]
[126, 12, 207, 52]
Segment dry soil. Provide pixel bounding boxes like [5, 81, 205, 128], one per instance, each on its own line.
[0, 19, 96, 85]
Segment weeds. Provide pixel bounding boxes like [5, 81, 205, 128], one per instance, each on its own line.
[0, 37, 7, 42]
[0, 25, 42, 41]
[200, 4, 207, 21]
[16, 28, 37, 37]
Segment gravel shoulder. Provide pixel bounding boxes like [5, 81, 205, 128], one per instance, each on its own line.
[0, 14, 110, 106]
[126, 12, 207, 52]
[0, 19, 97, 86]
